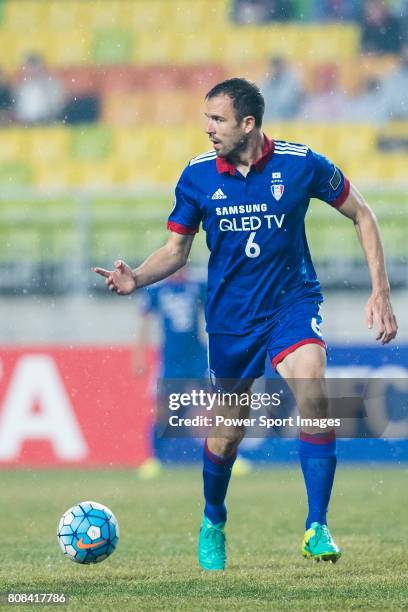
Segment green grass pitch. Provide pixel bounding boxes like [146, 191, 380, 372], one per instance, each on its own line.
[1, 467, 407, 611]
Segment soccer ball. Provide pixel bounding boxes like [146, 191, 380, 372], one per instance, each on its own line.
[57, 501, 119, 564]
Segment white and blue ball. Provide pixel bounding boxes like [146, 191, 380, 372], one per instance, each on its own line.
[57, 501, 119, 564]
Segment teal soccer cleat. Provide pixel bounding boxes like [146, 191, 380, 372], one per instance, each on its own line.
[198, 514, 226, 571]
[302, 522, 341, 563]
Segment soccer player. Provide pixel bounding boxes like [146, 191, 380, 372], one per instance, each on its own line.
[135, 267, 252, 477]
[134, 267, 207, 477]
[94, 78, 398, 570]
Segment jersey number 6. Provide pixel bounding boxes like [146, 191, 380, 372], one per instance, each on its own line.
[245, 232, 261, 258]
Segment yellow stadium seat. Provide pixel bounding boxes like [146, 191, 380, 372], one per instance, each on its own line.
[332, 139, 407, 185]
[272, 24, 360, 62]
[0, 32, 21, 70]
[150, 91, 200, 125]
[170, 0, 229, 31]
[118, 159, 165, 188]
[4, 0, 48, 30]
[376, 154, 408, 182]
[77, 160, 119, 188]
[154, 127, 197, 165]
[118, 0, 229, 32]
[0, 129, 28, 163]
[119, 0, 171, 31]
[26, 128, 70, 164]
[379, 121, 408, 139]
[336, 61, 358, 95]
[38, 160, 116, 189]
[48, 31, 93, 67]
[10, 31, 56, 69]
[269, 123, 307, 144]
[336, 125, 376, 158]
[148, 161, 180, 186]
[298, 61, 317, 93]
[189, 128, 214, 158]
[300, 25, 359, 62]
[225, 60, 269, 87]
[223, 27, 266, 63]
[341, 157, 357, 182]
[346, 155, 383, 184]
[103, 92, 154, 126]
[86, 2, 123, 29]
[340, 55, 397, 96]
[134, 31, 177, 64]
[262, 25, 302, 60]
[171, 1, 211, 30]
[114, 126, 205, 187]
[172, 32, 221, 64]
[151, 125, 208, 161]
[35, 159, 119, 190]
[113, 127, 154, 165]
[33, 161, 76, 190]
[46, 1, 81, 29]
[1, 30, 91, 68]
[113, 0, 143, 30]
[263, 122, 329, 152]
[349, 153, 408, 187]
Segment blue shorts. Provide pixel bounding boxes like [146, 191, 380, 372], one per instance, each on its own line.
[208, 300, 325, 383]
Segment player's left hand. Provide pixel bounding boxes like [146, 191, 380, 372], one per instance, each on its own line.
[93, 260, 137, 295]
[365, 290, 398, 345]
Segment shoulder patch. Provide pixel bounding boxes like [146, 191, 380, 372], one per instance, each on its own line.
[329, 168, 341, 191]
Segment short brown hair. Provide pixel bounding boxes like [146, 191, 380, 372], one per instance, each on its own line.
[206, 78, 265, 128]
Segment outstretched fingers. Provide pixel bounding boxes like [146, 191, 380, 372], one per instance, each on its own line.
[93, 267, 111, 278]
[92, 267, 117, 292]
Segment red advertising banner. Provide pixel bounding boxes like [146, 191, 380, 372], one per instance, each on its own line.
[0, 347, 156, 467]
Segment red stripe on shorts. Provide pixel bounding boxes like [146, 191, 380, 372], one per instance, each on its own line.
[271, 338, 326, 369]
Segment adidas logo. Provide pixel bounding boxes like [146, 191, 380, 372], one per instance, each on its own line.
[211, 188, 227, 200]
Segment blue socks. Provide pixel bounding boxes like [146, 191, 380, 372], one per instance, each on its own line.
[299, 430, 337, 529]
[203, 439, 236, 525]
[203, 433, 336, 529]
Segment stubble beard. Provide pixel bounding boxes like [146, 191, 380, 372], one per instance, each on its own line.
[222, 132, 250, 163]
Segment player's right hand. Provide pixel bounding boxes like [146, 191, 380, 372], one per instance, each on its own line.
[93, 260, 137, 295]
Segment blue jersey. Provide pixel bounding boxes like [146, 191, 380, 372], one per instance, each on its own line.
[167, 136, 350, 335]
[142, 280, 207, 378]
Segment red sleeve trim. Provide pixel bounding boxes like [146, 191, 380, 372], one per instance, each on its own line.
[271, 338, 326, 370]
[167, 221, 199, 235]
[332, 177, 350, 209]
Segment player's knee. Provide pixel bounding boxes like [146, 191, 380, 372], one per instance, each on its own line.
[217, 426, 245, 455]
[299, 396, 328, 419]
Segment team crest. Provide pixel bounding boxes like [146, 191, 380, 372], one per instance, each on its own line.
[271, 184, 284, 201]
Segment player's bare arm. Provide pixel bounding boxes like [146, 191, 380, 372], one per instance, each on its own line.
[337, 183, 398, 344]
[93, 232, 195, 295]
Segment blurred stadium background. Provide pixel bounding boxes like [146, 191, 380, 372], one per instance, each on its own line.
[0, 0, 407, 467]
[1, 2, 408, 608]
